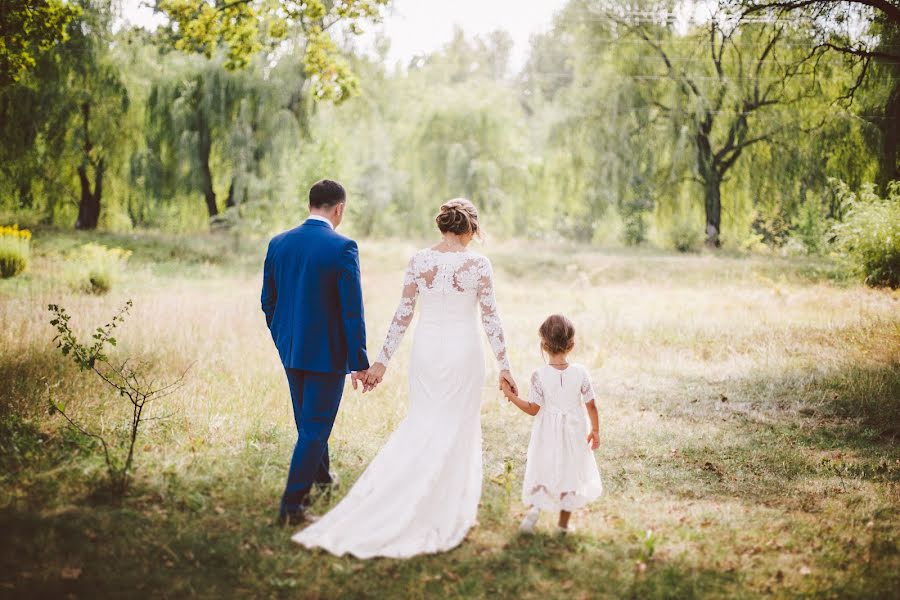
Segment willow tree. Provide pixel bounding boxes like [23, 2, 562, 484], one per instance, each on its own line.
[157, 0, 389, 102]
[598, 2, 822, 246]
[739, 0, 900, 188]
[0, 0, 129, 229]
[144, 58, 292, 220]
[67, 2, 131, 229]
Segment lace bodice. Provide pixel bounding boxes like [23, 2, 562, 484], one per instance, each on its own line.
[375, 248, 510, 370]
[529, 364, 596, 409]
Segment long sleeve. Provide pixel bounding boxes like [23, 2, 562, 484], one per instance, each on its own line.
[337, 240, 369, 372]
[375, 258, 419, 366]
[476, 257, 511, 371]
[261, 241, 277, 328]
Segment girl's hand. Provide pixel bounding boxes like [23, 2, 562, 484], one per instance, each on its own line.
[586, 430, 600, 450]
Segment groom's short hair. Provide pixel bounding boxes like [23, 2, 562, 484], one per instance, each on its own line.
[309, 179, 346, 208]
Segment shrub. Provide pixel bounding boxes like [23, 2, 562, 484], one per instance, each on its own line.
[790, 196, 831, 255]
[0, 224, 31, 278]
[47, 301, 188, 496]
[88, 271, 112, 295]
[65, 243, 131, 294]
[831, 181, 900, 288]
[0, 250, 27, 278]
[668, 218, 702, 253]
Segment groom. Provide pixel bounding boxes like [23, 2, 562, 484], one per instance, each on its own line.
[261, 179, 371, 525]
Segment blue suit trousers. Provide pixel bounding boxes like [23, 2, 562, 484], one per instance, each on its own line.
[280, 368, 346, 515]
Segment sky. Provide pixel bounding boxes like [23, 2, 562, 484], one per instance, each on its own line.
[118, 0, 570, 71]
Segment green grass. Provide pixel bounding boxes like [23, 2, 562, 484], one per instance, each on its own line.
[0, 232, 897, 599]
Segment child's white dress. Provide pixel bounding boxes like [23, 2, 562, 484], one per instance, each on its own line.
[523, 364, 603, 511]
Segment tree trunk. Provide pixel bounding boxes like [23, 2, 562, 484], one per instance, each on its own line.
[878, 77, 900, 189]
[18, 180, 32, 209]
[225, 178, 236, 208]
[696, 123, 722, 247]
[197, 112, 217, 218]
[76, 159, 103, 230]
[75, 100, 103, 230]
[703, 176, 722, 248]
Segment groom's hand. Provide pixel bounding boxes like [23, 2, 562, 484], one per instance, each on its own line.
[500, 370, 518, 396]
[351, 370, 368, 391]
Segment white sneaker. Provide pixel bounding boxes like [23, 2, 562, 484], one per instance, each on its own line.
[519, 507, 540, 533]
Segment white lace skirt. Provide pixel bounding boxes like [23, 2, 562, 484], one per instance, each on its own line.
[293, 317, 485, 559]
[522, 411, 603, 512]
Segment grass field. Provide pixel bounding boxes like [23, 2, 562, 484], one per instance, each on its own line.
[1, 230, 898, 599]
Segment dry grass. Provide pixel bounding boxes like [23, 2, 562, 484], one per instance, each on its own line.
[0, 233, 898, 599]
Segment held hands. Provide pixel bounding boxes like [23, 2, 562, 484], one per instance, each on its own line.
[500, 370, 518, 397]
[351, 370, 367, 391]
[586, 430, 600, 450]
[359, 362, 386, 393]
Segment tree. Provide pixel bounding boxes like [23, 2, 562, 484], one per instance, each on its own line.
[0, 0, 78, 87]
[602, 3, 822, 246]
[144, 55, 303, 222]
[0, 0, 130, 230]
[739, 0, 900, 188]
[66, 2, 131, 230]
[156, 0, 389, 102]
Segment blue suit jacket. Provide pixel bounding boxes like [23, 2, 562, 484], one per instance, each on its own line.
[261, 219, 369, 374]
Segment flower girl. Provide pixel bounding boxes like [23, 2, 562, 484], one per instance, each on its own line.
[502, 314, 603, 534]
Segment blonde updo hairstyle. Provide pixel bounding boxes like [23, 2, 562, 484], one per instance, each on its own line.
[435, 198, 481, 239]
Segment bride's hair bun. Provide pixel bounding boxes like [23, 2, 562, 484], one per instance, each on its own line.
[539, 314, 576, 355]
[435, 198, 480, 237]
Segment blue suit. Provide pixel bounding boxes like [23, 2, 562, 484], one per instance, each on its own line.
[261, 218, 369, 515]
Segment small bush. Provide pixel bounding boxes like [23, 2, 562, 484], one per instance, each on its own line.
[831, 181, 900, 288]
[47, 300, 188, 496]
[791, 196, 831, 255]
[0, 224, 31, 278]
[668, 218, 702, 253]
[65, 243, 131, 294]
[0, 250, 27, 278]
[88, 271, 112, 295]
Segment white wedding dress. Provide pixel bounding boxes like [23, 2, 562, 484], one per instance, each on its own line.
[292, 248, 510, 559]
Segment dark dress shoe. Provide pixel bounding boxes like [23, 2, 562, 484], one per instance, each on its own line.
[277, 510, 307, 527]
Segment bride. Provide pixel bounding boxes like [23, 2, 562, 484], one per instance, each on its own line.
[292, 198, 517, 559]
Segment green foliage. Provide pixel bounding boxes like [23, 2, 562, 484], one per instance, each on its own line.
[790, 196, 832, 255]
[47, 300, 186, 495]
[831, 181, 900, 288]
[668, 218, 703, 253]
[0, 0, 79, 86]
[0, 0, 894, 247]
[64, 243, 131, 294]
[0, 250, 27, 278]
[0, 224, 31, 277]
[158, 0, 388, 102]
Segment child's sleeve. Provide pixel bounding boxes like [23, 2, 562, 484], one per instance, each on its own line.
[528, 371, 545, 406]
[580, 367, 596, 403]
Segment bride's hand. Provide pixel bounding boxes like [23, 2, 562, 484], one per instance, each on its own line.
[363, 362, 386, 392]
[500, 370, 517, 396]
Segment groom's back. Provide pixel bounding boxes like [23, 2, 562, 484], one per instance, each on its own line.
[262, 220, 359, 373]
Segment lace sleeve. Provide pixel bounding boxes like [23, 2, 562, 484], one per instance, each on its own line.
[375, 257, 418, 366]
[581, 366, 596, 403]
[476, 257, 510, 371]
[528, 371, 544, 406]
